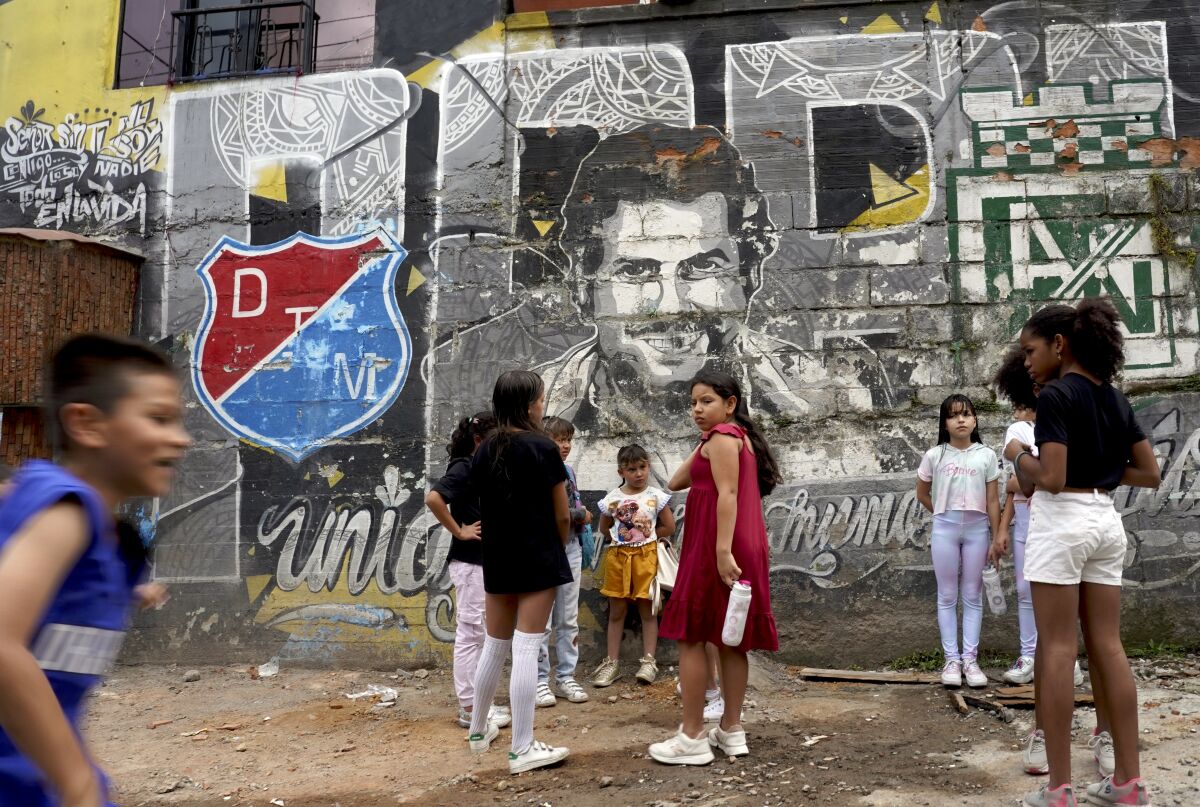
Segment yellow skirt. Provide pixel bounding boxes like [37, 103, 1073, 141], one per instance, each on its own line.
[600, 542, 658, 600]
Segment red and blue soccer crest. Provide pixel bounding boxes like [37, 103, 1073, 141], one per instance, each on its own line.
[192, 230, 411, 461]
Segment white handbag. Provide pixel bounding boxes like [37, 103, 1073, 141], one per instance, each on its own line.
[651, 539, 680, 616]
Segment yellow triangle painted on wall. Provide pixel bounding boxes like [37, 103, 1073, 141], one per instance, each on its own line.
[839, 15, 849, 24]
[251, 161, 288, 204]
[1023, 93, 1035, 106]
[407, 266, 427, 295]
[870, 163, 920, 207]
[862, 13, 904, 34]
[925, 1, 942, 24]
[532, 219, 555, 237]
[845, 165, 930, 231]
[245, 574, 273, 602]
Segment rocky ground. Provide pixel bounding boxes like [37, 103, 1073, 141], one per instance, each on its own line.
[89, 655, 1200, 806]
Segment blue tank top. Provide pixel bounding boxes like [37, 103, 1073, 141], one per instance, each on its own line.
[0, 461, 133, 805]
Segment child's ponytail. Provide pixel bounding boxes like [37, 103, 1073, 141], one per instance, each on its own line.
[1024, 299, 1125, 383]
[445, 410, 497, 459]
[689, 370, 783, 497]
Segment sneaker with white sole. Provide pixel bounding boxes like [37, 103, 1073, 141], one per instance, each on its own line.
[468, 720, 499, 753]
[1074, 661, 1085, 688]
[703, 696, 744, 723]
[649, 728, 715, 766]
[457, 704, 512, 729]
[941, 659, 963, 688]
[1083, 775, 1150, 805]
[1088, 730, 1115, 777]
[963, 658, 988, 688]
[508, 740, 569, 774]
[535, 681, 557, 708]
[1023, 783, 1078, 806]
[556, 677, 589, 703]
[590, 657, 620, 687]
[1023, 729, 1049, 775]
[636, 654, 658, 684]
[708, 724, 749, 757]
[1004, 655, 1036, 685]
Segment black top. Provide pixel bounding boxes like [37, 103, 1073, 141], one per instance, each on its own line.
[432, 456, 482, 566]
[1034, 373, 1146, 491]
[469, 430, 571, 594]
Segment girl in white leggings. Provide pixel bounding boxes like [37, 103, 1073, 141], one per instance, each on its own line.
[916, 394, 1000, 689]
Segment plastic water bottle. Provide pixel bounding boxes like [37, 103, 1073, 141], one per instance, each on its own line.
[982, 565, 1007, 615]
[722, 581, 753, 646]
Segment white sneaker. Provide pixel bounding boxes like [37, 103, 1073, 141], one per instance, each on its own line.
[963, 658, 988, 688]
[649, 728, 715, 766]
[535, 681, 557, 708]
[508, 740, 569, 774]
[468, 720, 499, 753]
[1074, 661, 1085, 688]
[1023, 729, 1048, 775]
[556, 677, 589, 703]
[703, 695, 744, 723]
[458, 704, 511, 729]
[1004, 655, 1036, 685]
[941, 660, 962, 688]
[1088, 730, 1115, 777]
[708, 724, 749, 757]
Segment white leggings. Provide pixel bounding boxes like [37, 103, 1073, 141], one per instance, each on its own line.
[931, 510, 990, 662]
[1011, 503, 1037, 657]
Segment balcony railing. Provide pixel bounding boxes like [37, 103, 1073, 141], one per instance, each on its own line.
[170, 1, 319, 83]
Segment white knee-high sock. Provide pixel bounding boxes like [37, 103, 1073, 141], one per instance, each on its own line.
[469, 634, 511, 736]
[510, 630, 542, 754]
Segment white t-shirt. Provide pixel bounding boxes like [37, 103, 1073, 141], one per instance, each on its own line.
[917, 443, 1000, 515]
[1002, 420, 1038, 503]
[598, 486, 670, 546]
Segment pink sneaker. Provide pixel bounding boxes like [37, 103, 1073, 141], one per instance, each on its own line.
[1023, 784, 1077, 806]
[1083, 776, 1151, 805]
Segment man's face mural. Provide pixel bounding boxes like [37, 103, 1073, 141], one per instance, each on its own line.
[593, 192, 746, 379]
[562, 126, 773, 400]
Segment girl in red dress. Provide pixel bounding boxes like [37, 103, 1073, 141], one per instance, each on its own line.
[650, 370, 781, 766]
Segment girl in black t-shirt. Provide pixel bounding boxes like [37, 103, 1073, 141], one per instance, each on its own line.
[1003, 299, 1161, 807]
[465, 370, 572, 775]
[425, 411, 510, 732]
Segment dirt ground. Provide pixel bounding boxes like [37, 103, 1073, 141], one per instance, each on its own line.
[89, 656, 1200, 807]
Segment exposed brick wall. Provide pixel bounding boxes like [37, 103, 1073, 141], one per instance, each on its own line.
[0, 233, 139, 463]
[1, 407, 47, 465]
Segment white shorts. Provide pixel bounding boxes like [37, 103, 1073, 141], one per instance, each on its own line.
[1024, 490, 1127, 586]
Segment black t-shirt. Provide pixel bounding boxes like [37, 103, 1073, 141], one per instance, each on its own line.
[1034, 373, 1147, 491]
[469, 430, 571, 594]
[432, 456, 482, 566]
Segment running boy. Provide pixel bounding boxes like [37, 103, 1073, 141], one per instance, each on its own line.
[536, 416, 591, 707]
[591, 444, 675, 687]
[0, 333, 190, 806]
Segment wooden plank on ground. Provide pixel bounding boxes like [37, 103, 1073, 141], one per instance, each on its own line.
[950, 692, 969, 714]
[799, 668, 941, 685]
[995, 692, 1094, 708]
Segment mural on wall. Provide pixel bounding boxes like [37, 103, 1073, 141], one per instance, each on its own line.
[192, 230, 413, 461]
[4, 0, 1198, 662]
[0, 98, 161, 234]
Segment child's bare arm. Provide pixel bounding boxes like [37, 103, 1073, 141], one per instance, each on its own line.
[915, 477, 933, 513]
[655, 506, 676, 539]
[424, 490, 478, 540]
[0, 503, 104, 806]
[552, 481, 571, 544]
[598, 513, 614, 542]
[668, 446, 700, 492]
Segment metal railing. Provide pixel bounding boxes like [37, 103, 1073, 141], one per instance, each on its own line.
[169, 1, 319, 83]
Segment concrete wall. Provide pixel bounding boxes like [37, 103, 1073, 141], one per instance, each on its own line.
[1, 0, 1198, 667]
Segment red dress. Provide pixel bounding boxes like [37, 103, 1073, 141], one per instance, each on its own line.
[659, 423, 779, 652]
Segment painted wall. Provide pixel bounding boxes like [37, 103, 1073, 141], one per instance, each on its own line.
[1, 0, 1198, 666]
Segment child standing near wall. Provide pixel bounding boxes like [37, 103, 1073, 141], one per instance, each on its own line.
[993, 348, 1095, 777]
[424, 411, 512, 731]
[0, 334, 190, 806]
[466, 370, 571, 775]
[1005, 300, 1161, 807]
[915, 394, 1001, 690]
[535, 416, 591, 707]
[590, 444, 675, 687]
[650, 370, 780, 766]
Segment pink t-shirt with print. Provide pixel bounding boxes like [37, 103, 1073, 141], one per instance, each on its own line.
[917, 443, 1000, 515]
